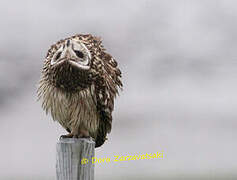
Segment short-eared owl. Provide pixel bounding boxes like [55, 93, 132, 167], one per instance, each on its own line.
[37, 34, 122, 148]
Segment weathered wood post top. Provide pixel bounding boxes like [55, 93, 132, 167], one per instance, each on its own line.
[56, 138, 95, 180]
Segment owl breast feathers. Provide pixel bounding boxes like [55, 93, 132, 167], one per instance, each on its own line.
[37, 34, 122, 148]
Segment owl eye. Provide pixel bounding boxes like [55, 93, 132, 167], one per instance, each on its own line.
[55, 52, 62, 60]
[74, 50, 84, 58]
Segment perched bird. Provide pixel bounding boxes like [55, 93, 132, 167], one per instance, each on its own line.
[37, 34, 122, 148]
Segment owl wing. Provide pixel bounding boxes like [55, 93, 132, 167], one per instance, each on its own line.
[94, 51, 122, 148]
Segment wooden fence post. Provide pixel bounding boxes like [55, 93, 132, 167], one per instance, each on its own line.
[56, 138, 95, 180]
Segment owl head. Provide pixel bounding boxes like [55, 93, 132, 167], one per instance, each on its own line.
[42, 34, 104, 91]
[50, 38, 92, 70]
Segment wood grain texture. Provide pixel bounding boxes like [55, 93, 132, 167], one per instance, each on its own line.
[56, 138, 95, 180]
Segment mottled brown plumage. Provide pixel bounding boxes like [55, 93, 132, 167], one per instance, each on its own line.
[37, 34, 122, 147]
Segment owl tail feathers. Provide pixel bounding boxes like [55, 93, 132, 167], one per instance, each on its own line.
[95, 119, 111, 148]
[95, 134, 107, 148]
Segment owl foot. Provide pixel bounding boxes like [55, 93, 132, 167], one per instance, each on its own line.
[78, 134, 90, 138]
[60, 129, 90, 139]
[77, 129, 90, 138]
[60, 133, 73, 139]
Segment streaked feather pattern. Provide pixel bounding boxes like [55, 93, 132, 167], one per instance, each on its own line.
[37, 34, 122, 147]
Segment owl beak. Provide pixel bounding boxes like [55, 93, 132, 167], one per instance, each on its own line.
[64, 50, 71, 59]
[61, 44, 73, 60]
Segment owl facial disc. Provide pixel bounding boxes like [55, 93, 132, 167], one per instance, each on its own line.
[51, 39, 91, 70]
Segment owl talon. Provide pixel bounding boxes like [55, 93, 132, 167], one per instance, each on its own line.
[78, 134, 90, 138]
[60, 133, 73, 139]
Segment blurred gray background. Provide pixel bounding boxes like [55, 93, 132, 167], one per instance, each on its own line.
[0, 0, 237, 179]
